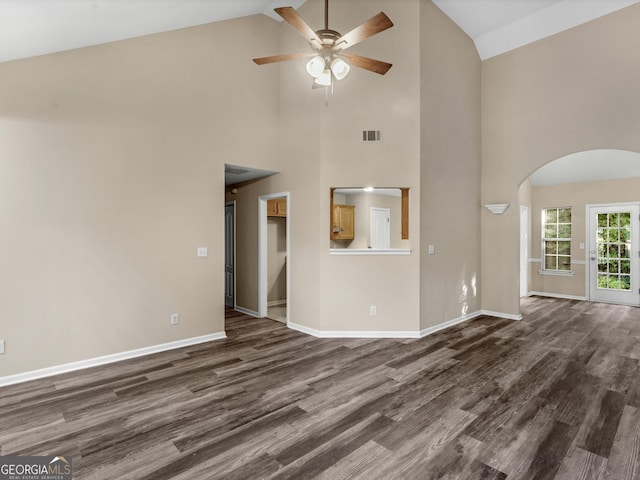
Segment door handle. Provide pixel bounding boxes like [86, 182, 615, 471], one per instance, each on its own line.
[590, 256, 596, 261]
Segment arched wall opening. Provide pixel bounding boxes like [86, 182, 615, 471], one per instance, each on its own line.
[518, 149, 640, 305]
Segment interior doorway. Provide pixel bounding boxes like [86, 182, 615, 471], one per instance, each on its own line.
[258, 192, 290, 324]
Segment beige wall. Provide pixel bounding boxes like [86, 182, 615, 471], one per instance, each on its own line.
[230, 0, 482, 334]
[230, 0, 422, 333]
[420, 1, 482, 329]
[0, 15, 281, 376]
[12, 0, 636, 377]
[482, 3, 640, 316]
[529, 176, 640, 298]
[316, 0, 421, 332]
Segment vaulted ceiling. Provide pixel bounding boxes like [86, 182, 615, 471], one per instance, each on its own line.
[0, 0, 638, 64]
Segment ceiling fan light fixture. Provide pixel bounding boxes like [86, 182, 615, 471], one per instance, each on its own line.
[330, 57, 350, 80]
[306, 56, 325, 78]
[314, 68, 333, 87]
[253, 2, 394, 91]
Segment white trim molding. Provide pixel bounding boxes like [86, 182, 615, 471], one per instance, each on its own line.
[538, 269, 574, 277]
[329, 249, 412, 256]
[289, 309, 522, 339]
[419, 310, 484, 337]
[288, 322, 421, 338]
[480, 309, 523, 321]
[528, 292, 587, 301]
[0, 332, 227, 387]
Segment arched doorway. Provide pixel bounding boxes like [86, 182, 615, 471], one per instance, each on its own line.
[519, 149, 640, 306]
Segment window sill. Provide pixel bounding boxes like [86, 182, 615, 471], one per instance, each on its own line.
[330, 248, 412, 256]
[538, 269, 574, 277]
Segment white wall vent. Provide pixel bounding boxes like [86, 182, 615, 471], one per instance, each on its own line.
[362, 130, 382, 142]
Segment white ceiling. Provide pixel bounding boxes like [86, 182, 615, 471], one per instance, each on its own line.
[225, 164, 277, 186]
[0, 0, 638, 64]
[0, 0, 305, 64]
[529, 150, 640, 187]
[432, 0, 640, 59]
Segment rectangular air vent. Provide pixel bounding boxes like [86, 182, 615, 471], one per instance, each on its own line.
[362, 130, 382, 142]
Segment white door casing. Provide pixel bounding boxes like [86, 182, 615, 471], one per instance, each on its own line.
[588, 203, 640, 305]
[258, 192, 290, 322]
[520, 205, 529, 297]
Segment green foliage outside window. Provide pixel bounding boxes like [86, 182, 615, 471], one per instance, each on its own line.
[596, 212, 632, 291]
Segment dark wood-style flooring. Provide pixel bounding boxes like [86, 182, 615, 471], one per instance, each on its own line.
[2, 297, 640, 479]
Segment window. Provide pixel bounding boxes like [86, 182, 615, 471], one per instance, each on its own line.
[597, 211, 631, 290]
[542, 207, 571, 271]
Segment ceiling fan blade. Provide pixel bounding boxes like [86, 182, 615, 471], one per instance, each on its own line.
[341, 53, 392, 75]
[275, 7, 322, 44]
[253, 52, 313, 65]
[334, 12, 393, 50]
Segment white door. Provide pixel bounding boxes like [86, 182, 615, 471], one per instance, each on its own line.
[224, 202, 235, 308]
[370, 207, 390, 249]
[588, 204, 640, 305]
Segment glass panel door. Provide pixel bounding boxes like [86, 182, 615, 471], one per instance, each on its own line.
[589, 205, 639, 305]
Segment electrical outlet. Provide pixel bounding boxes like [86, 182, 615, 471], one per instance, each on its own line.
[170, 313, 179, 325]
[370, 306, 377, 316]
[0, 339, 5, 354]
[197, 247, 208, 257]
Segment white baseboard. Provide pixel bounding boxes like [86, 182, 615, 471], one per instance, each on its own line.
[288, 322, 421, 338]
[479, 309, 523, 321]
[288, 309, 509, 339]
[528, 291, 587, 301]
[234, 306, 259, 317]
[419, 310, 484, 337]
[0, 332, 226, 388]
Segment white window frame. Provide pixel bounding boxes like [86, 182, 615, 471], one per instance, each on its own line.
[541, 207, 573, 276]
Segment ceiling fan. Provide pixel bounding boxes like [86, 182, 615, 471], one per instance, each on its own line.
[253, 0, 394, 88]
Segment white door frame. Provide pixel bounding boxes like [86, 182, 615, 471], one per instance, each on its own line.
[520, 205, 529, 297]
[258, 192, 290, 323]
[586, 202, 640, 305]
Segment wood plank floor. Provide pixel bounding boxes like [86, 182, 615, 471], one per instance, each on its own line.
[2, 297, 640, 479]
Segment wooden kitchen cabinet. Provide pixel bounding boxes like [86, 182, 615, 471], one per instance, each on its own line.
[332, 204, 355, 240]
[267, 198, 287, 217]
